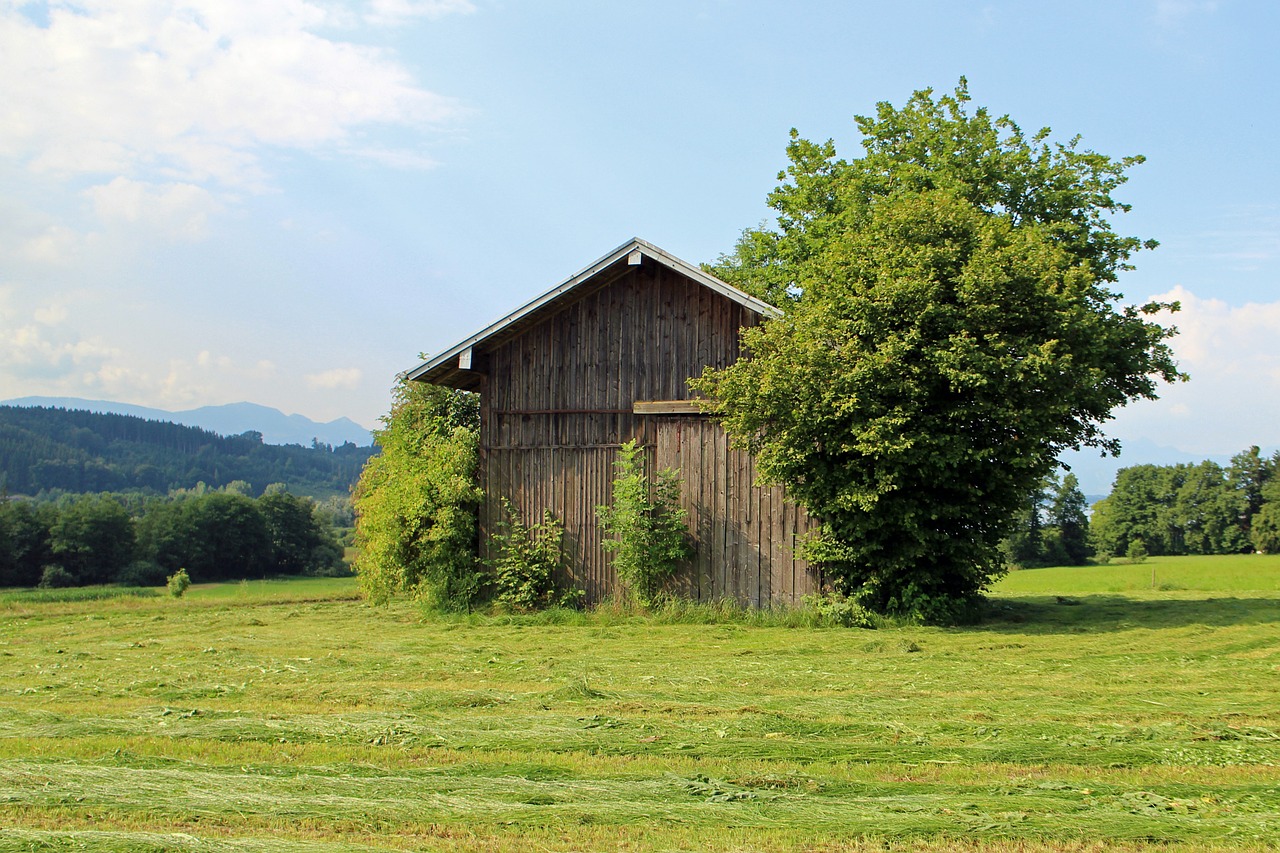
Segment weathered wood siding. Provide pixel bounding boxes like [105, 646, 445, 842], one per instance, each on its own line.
[654, 417, 818, 607]
[476, 258, 819, 604]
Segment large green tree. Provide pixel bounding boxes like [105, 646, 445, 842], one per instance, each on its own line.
[1048, 473, 1091, 566]
[48, 495, 135, 585]
[353, 378, 482, 608]
[259, 489, 344, 576]
[1252, 476, 1280, 554]
[693, 81, 1181, 620]
[0, 500, 53, 587]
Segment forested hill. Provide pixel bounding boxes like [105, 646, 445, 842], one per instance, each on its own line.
[0, 406, 376, 498]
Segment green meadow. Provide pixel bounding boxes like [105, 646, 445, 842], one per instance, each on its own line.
[1, 557, 1278, 852]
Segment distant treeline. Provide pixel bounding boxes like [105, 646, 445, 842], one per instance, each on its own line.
[0, 406, 376, 498]
[1003, 473, 1092, 568]
[0, 487, 346, 589]
[1091, 447, 1280, 557]
[989, 447, 1280, 570]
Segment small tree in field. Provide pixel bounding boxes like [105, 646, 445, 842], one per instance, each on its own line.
[597, 440, 693, 607]
[694, 79, 1181, 621]
[167, 567, 191, 598]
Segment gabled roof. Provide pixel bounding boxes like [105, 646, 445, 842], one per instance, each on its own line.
[405, 237, 776, 389]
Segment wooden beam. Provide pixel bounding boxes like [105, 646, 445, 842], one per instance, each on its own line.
[633, 400, 707, 415]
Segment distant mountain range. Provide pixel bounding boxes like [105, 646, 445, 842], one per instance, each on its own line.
[1, 397, 373, 448]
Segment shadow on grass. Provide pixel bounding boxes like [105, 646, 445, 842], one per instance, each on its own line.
[977, 594, 1280, 634]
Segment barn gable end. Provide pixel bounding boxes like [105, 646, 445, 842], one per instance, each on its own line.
[409, 238, 819, 605]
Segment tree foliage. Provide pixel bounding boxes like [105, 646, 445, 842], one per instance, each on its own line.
[135, 492, 271, 581]
[693, 80, 1181, 620]
[1091, 448, 1277, 557]
[353, 379, 482, 608]
[1004, 473, 1090, 568]
[0, 500, 53, 587]
[1252, 500, 1280, 554]
[0, 486, 347, 590]
[259, 490, 344, 576]
[596, 440, 693, 607]
[49, 494, 136, 585]
[490, 498, 567, 611]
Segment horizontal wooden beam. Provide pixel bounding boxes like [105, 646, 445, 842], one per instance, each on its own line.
[493, 408, 632, 416]
[633, 400, 708, 415]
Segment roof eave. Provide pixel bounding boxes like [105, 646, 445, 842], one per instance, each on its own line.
[406, 237, 778, 385]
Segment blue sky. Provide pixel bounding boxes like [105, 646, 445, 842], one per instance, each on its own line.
[1, 0, 1277, 464]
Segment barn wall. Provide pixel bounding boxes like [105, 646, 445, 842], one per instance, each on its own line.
[477, 258, 819, 604]
[654, 417, 819, 606]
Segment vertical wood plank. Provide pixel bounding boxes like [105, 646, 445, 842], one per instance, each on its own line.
[769, 484, 786, 605]
[725, 429, 735, 603]
[684, 419, 703, 600]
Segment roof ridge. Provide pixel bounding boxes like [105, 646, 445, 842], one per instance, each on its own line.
[405, 238, 776, 385]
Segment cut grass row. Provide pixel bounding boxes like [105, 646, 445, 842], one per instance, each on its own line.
[0, 557, 1277, 850]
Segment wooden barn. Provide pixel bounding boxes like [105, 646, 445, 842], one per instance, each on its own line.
[407, 238, 820, 606]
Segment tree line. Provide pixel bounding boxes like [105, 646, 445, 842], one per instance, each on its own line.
[0, 406, 375, 498]
[0, 486, 346, 589]
[1090, 447, 1279, 558]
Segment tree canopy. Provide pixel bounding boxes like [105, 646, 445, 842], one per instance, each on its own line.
[693, 80, 1182, 620]
[1090, 448, 1278, 557]
[0, 405, 374, 498]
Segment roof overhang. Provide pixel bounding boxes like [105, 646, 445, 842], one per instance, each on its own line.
[405, 237, 777, 390]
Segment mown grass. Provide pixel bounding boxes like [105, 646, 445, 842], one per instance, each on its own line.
[998, 553, 1280, 596]
[0, 557, 1277, 851]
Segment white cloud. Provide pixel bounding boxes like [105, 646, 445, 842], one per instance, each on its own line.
[0, 0, 465, 190]
[85, 177, 222, 240]
[0, 319, 118, 382]
[305, 367, 362, 390]
[1148, 286, 1280, 372]
[16, 225, 82, 265]
[1109, 286, 1280, 454]
[363, 0, 476, 25]
[33, 300, 69, 325]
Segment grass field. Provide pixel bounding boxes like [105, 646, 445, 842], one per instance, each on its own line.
[1, 556, 1277, 851]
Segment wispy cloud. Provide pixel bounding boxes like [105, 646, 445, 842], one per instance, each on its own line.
[1152, 0, 1220, 29]
[363, 0, 476, 26]
[305, 367, 363, 390]
[85, 178, 223, 240]
[1161, 204, 1280, 274]
[0, 287, 119, 381]
[0, 0, 467, 195]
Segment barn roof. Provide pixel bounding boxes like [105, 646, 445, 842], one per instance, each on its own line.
[405, 237, 776, 390]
